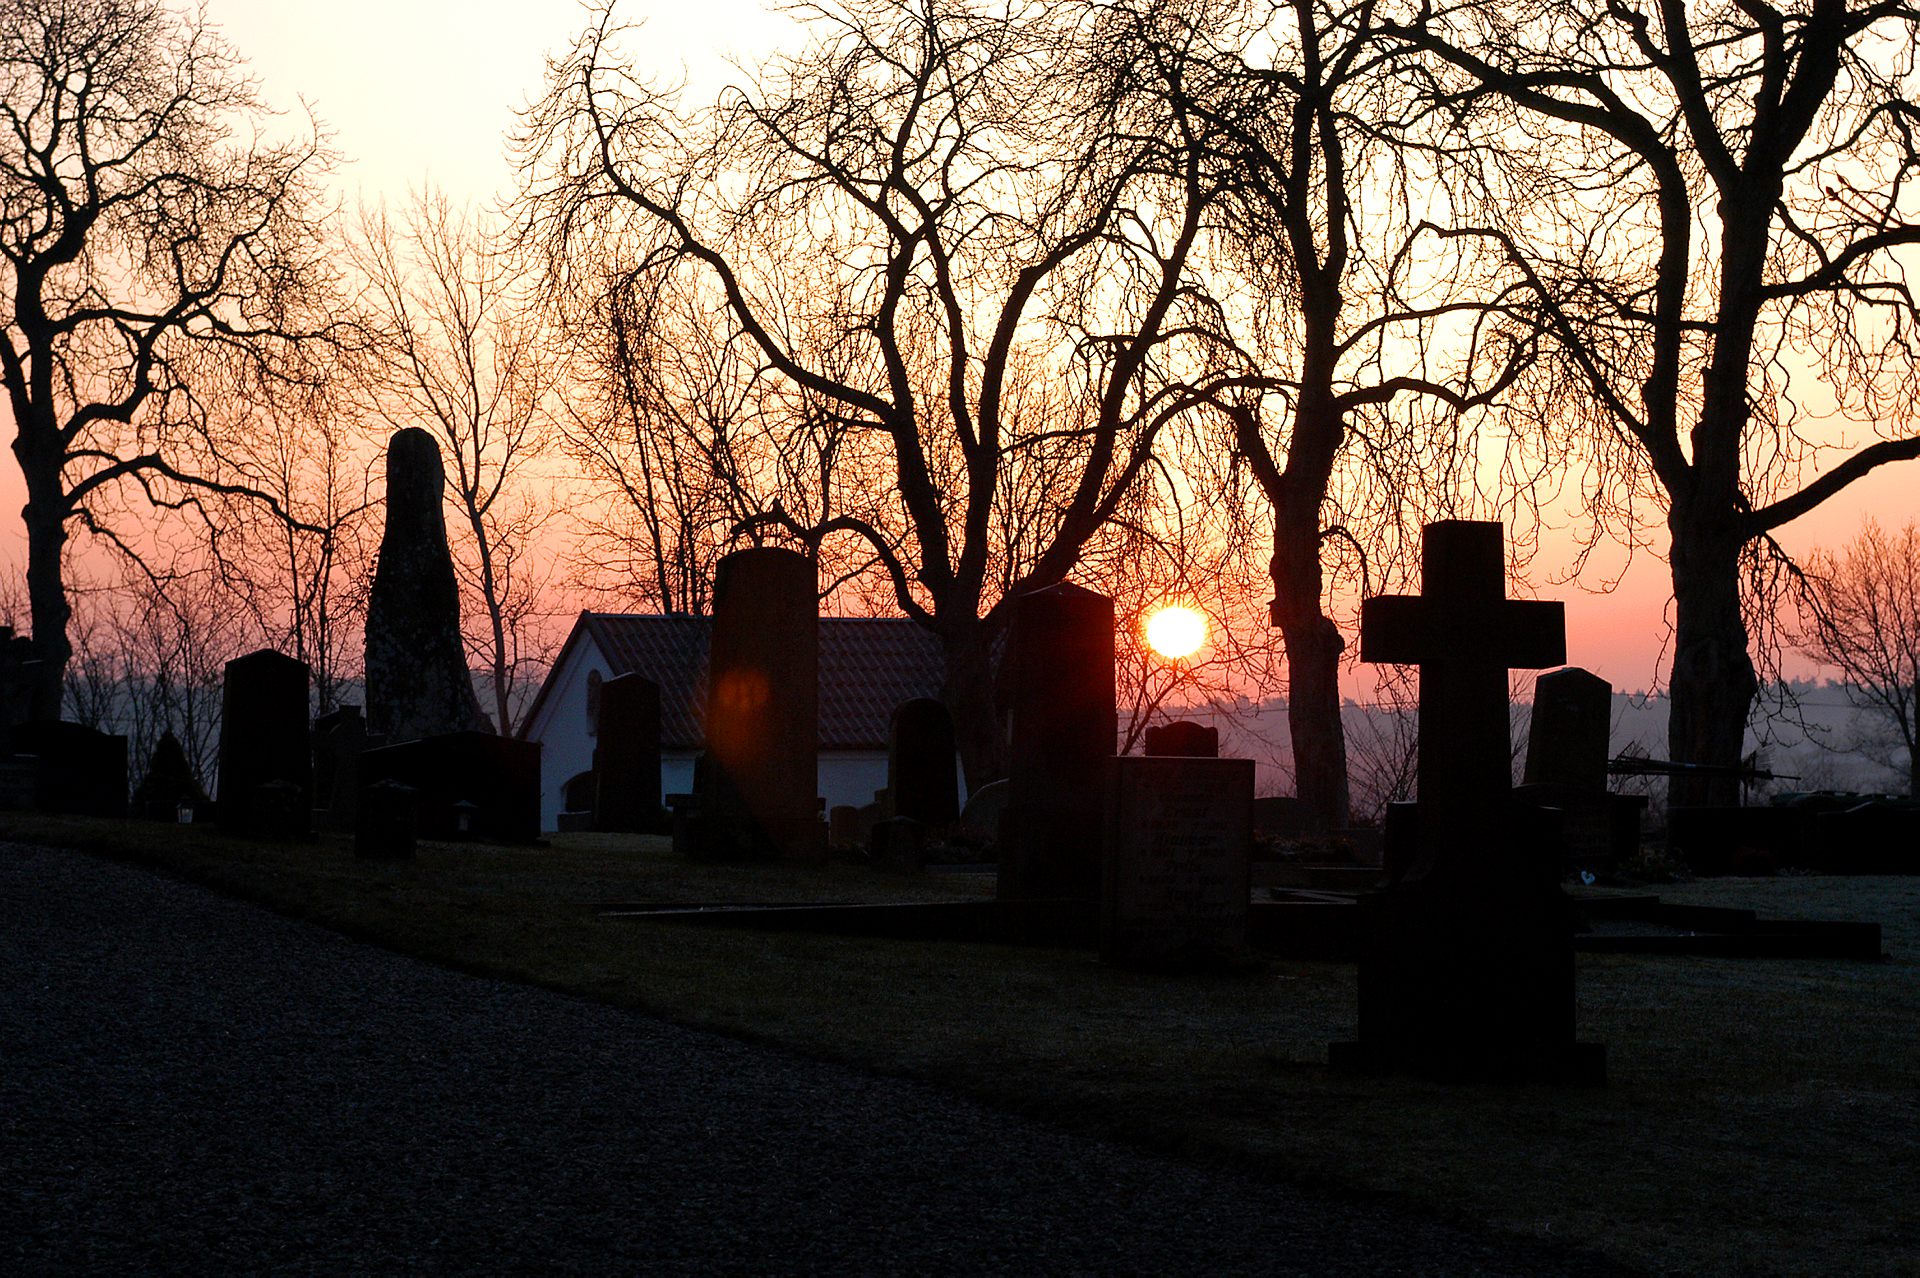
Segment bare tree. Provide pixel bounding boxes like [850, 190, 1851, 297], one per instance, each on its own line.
[1797, 519, 1920, 795]
[1393, 0, 1920, 805]
[0, 0, 342, 720]
[352, 190, 559, 735]
[519, 0, 1249, 784]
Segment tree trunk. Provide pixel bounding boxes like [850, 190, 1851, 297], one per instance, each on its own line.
[939, 620, 1006, 794]
[1666, 510, 1757, 809]
[19, 457, 72, 723]
[1270, 535, 1349, 832]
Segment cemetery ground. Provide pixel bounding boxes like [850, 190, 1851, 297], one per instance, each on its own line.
[4, 815, 1914, 1276]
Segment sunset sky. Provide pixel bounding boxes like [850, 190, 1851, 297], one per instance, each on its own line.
[4, 0, 1911, 694]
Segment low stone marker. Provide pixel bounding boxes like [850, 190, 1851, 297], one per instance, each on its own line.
[6, 720, 129, 818]
[355, 779, 417, 860]
[359, 731, 540, 843]
[1102, 755, 1254, 970]
[1143, 720, 1219, 758]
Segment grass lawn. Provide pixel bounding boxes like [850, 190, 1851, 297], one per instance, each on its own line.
[6, 812, 1915, 1275]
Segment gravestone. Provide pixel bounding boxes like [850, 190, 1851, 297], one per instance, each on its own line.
[692, 546, 822, 863]
[360, 731, 540, 843]
[217, 648, 311, 838]
[132, 730, 207, 820]
[1515, 666, 1645, 875]
[355, 779, 417, 861]
[1144, 720, 1219, 758]
[1102, 755, 1254, 970]
[887, 698, 959, 825]
[311, 705, 371, 830]
[997, 582, 1116, 902]
[5, 720, 128, 818]
[365, 428, 491, 743]
[593, 672, 663, 833]
[1330, 520, 1604, 1084]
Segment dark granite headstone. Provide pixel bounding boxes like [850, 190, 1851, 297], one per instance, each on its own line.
[132, 730, 207, 820]
[1144, 720, 1219, 758]
[311, 705, 370, 830]
[887, 698, 959, 825]
[359, 731, 540, 843]
[365, 428, 491, 743]
[6, 720, 128, 818]
[0, 626, 38, 731]
[1330, 520, 1603, 1084]
[1102, 755, 1253, 970]
[997, 582, 1116, 903]
[593, 673, 663, 833]
[217, 648, 311, 838]
[693, 547, 822, 863]
[1516, 666, 1643, 874]
[355, 779, 417, 860]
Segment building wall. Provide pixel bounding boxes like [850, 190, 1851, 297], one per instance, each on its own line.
[527, 637, 961, 832]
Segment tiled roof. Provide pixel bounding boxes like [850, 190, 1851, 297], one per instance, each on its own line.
[578, 612, 946, 751]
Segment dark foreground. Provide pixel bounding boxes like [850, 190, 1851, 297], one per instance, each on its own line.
[1, 841, 1625, 1275]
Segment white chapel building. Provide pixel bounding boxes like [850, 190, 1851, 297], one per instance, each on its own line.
[518, 612, 955, 833]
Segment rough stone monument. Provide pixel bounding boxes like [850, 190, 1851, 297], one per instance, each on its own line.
[132, 730, 207, 819]
[217, 648, 311, 838]
[693, 546, 822, 862]
[1102, 754, 1254, 970]
[997, 582, 1116, 902]
[365, 428, 491, 743]
[1330, 520, 1604, 1084]
[593, 672, 663, 833]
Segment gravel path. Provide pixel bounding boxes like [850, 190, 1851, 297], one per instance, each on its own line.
[1, 841, 1627, 1275]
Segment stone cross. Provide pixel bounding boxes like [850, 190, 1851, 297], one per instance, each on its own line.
[1360, 520, 1564, 880]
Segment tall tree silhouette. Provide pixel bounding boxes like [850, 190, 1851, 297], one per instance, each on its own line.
[1394, 0, 1920, 804]
[0, 0, 340, 719]
[519, 0, 1248, 784]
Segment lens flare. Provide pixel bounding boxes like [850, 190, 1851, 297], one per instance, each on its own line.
[1145, 605, 1207, 660]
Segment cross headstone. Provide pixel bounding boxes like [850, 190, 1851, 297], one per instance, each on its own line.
[1358, 519, 1563, 882]
[997, 582, 1116, 903]
[217, 648, 311, 838]
[365, 428, 491, 743]
[887, 698, 959, 825]
[1332, 520, 1603, 1084]
[593, 672, 663, 833]
[693, 546, 823, 863]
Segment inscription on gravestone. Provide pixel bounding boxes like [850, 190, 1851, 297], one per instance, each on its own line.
[1103, 756, 1253, 969]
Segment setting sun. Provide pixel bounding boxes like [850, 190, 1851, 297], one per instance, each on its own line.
[1145, 605, 1207, 660]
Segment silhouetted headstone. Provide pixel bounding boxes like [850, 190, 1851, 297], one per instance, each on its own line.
[355, 779, 417, 861]
[5, 720, 128, 818]
[1102, 755, 1253, 970]
[0, 626, 38, 731]
[997, 582, 1116, 903]
[1144, 720, 1219, 758]
[217, 648, 311, 838]
[692, 547, 822, 862]
[311, 705, 370, 830]
[593, 672, 663, 833]
[1330, 520, 1603, 1084]
[360, 731, 540, 843]
[365, 428, 491, 743]
[132, 730, 207, 820]
[887, 698, 958, 825]
[1516, 666, 1644, 875]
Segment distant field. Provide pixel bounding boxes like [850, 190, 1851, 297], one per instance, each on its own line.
[6, 812, 1915, 1275]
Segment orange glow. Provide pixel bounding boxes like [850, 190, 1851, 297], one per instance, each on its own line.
[1145, 605, 1207, 660]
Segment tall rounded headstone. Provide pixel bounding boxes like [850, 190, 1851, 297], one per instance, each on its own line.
[698, 546, 821, 862]
[365, 428, 491, 743]
[888, 697, 959, 825]
[997, 582, 1115, 902]
[217, 648, 311, 837]
[594, 672, 663, 833]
